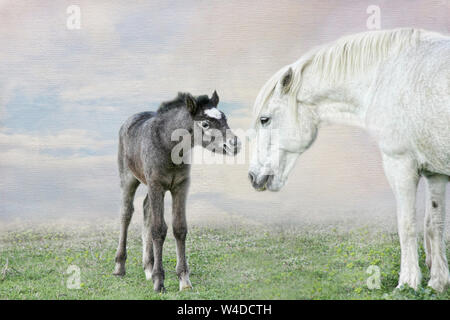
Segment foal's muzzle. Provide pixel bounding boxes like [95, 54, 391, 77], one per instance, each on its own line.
[223, 135, 241, 155]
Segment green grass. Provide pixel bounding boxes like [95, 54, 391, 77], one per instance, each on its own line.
[0, 223, 449, 299]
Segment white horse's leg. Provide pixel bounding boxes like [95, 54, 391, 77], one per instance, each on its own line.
[382, 154, 421, 290]
[424, 173, 449, 292]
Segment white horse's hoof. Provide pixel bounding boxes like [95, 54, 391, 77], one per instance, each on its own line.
[397, 270, 421, 291]
[396, 280, 420, 291]
[426, 257, 432, 269]
[428, 275, 450, 293]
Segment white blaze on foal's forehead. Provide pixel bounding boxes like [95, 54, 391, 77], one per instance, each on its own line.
[204, 108, 222, 120]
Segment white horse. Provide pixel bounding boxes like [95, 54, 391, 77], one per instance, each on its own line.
[248, 28, 450, 292]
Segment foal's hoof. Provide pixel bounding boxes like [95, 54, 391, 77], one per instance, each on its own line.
[153, 281, 166, 293]
[144, 269, 152, 281]
[179, 279, 193, 291]
[154, 285, 166, 293]
[113, 264, 126, 276]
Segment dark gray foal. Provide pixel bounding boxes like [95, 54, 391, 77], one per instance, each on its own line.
[113, 91, 241, 292]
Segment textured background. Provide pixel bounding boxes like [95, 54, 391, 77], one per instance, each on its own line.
[0, 0, 448, 228]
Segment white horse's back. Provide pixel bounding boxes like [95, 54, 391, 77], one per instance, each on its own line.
[367, 33, 450, 175]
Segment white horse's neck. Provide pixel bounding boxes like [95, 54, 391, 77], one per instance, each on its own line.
[316, 101, 365, 128]
[301, 79, 370, 130]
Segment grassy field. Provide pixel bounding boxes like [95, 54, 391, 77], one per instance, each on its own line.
[0, 222, 449, 300]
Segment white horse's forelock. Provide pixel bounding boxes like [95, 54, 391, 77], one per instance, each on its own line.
[252, 63, 304, 127]
[252, 28, 439, 127]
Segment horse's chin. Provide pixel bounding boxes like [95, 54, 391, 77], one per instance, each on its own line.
[266, 184, 281, 192]
[266, 176, 285, 192]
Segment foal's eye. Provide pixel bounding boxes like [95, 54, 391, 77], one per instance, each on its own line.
[260, 117, 271, 126]
[201, 121, 210, 129]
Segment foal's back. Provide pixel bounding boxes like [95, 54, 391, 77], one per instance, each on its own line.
[118, 111, 156, 184]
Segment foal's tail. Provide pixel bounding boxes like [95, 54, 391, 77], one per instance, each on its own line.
[117, 127, 126, 188]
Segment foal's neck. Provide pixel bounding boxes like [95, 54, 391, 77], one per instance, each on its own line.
[156, 108, 194, 155]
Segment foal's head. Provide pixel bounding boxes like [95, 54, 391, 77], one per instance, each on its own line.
[184, 91, 241, 156]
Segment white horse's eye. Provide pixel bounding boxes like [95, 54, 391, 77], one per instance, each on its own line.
[260, 117, 271, 126]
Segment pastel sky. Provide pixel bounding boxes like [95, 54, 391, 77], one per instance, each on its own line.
[0, 0, 448, 226]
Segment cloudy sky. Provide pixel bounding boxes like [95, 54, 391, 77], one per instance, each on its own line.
[0, 0, 448, 227]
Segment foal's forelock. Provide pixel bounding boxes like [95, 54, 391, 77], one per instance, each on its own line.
[204, 108, 222, 120]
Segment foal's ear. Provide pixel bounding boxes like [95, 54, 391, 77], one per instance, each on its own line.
[185, 94, 198, 114]
[281, 67, 293, 93]
[210, 90, 219, 107]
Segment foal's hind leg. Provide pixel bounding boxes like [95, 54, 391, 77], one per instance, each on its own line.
[142, 194, 154, 280]
[147, 183, 167, 292]
[113, 173, 140, 276]
[171, 178, 192, 291]
[423, 173, 449, 292]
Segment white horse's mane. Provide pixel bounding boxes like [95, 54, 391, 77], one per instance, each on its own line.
[253, 28, 446, 124]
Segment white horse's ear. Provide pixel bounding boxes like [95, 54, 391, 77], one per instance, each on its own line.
[281, 67, 293, 93]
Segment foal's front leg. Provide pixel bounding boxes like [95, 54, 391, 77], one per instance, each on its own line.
[171, 178, 192, 291]
[148, 184, 167, 292]
[382, 154, 421, 290]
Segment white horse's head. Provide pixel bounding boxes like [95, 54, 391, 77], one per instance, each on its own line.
[248, 66, 318, 191]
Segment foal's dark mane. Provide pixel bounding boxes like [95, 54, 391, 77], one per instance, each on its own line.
[157, 92, 210, 114]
